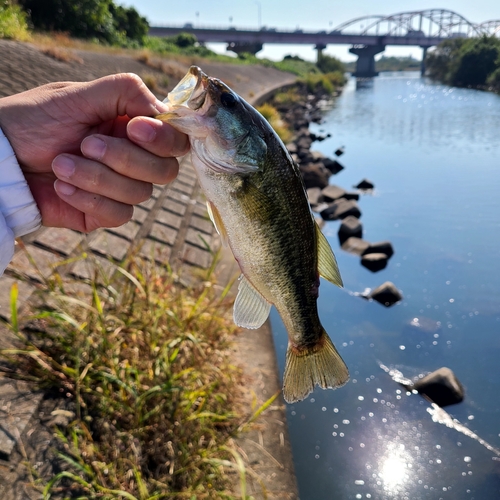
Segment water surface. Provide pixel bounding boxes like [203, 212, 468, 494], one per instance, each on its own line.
[270, 72, 500, 499]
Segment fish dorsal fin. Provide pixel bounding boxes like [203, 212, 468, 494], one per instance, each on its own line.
[234, 275, 271, 329]
[316, 221, 343, 288]
[206, 200, 228, 246]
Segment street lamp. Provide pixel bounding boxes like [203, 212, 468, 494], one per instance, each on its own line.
[254, 1, 261, 29]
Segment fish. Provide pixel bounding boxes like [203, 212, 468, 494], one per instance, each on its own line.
[157, 66, 349, 403]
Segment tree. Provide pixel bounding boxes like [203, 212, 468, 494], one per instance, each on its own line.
[19, 0, 148, 43]
[317, 53, 345, 74]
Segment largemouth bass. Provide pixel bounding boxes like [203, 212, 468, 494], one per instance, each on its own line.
[157, 66, 349, 403]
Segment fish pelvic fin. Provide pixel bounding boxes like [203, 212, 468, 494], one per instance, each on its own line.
[282, 331, 349, 403]
[316, 221, 343, 288]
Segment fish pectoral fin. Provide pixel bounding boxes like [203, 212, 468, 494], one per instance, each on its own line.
[206, 201, 228, 246]
[282, 331, 349, 403]
[233, 275, 271, 329]
[316, 221, 343, 288]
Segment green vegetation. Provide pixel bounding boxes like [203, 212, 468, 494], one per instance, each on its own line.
[1, 251, 273, 499]
[19, 0, 148, 44]
[301, 71, 346, 94]
[257, 102, 293, 143]
[344, 55, 421, 73]
[426, 36, 500, 91]
[0, 0, 30, 40]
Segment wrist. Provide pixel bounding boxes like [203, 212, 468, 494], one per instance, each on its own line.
[0, 127, 42, 237]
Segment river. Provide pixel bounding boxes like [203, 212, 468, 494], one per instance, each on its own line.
[270, 72, 500, 499]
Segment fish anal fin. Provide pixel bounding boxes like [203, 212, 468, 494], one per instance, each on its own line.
[316, 221, 343, 288]
[234, 275, 271, 329]
[206, 200, 228, 246]
[282, 331, 349, 403]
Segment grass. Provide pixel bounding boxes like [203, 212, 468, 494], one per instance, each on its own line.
[256, 103, 293, 144]
[1, 250, 269, 499]
[0, 1, 31, 41]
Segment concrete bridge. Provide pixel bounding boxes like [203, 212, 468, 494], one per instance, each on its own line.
[149, 9, 500, 77]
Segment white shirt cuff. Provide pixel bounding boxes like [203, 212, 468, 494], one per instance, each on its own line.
[0, 127, 42, 237]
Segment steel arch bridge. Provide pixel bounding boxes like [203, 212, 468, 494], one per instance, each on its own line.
[477, 20, 500, 36]
[333, 9, 482, 38]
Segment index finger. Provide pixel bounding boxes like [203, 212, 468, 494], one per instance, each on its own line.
[126, 116, 190, 158]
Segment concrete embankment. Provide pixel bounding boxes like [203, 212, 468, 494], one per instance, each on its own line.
[0, 40, 298, 499]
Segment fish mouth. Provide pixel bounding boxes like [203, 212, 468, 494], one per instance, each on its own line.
[163, 66, 208, 110]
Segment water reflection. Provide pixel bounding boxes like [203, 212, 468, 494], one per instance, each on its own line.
[272, 72, 500, 499]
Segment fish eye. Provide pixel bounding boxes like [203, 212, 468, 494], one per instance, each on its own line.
[220, 92, 237, 108]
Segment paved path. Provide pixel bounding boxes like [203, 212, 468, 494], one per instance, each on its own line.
[0, 40, 298, 498]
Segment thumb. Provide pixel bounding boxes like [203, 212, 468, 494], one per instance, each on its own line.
[78, 73, 164, 122]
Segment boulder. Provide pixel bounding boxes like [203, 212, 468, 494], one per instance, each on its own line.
[338, 216, 362, 242]
[343, 191, 360, 201]
[355, 178, 375, 190]
[361, 253, 388, 272]
[296, 135, 313, 151]
[413, 367, 464, 407]
[320, 199, 361, 220]
[335, 146, 345, 157]
[286, 142, 297, 154]
[306, 187, 323, 207]
[341, 237, 371, 256]
[299, 163, 330, 189]
[310, 150, 326, 162]
[369, 281, 402, 307]
[363, 241, 394, 258]
[323, 158, 344, 175]
[321, 184, 346, 202]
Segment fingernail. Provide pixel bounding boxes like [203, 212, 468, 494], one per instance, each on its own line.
[82, 136, 107, 160]
[128, 119, 156, 143]
[54, 179, 76, 196]
[52, 155, 75, 178]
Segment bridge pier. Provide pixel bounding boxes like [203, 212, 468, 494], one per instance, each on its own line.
[421, 46, 428, 76]
[315, 43, 327, 63]
[349, 44, 385, 78]
[227, 41, 263, 56]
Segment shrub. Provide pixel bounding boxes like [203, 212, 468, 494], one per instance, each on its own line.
[0, 0, 30, 40]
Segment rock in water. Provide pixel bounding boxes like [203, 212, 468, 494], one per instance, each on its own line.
[361, 253, 388, 272]
[355, 178, 375, 190]
[369, 281, 402, 306]
[413, 367, 464, 407]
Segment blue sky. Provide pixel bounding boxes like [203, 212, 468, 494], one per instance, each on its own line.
[123, 1, 499, 61]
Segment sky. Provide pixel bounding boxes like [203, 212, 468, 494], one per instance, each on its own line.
[122, 1, 499, 62]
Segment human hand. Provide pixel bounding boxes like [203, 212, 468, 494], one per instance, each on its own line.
[0, 73, 189, 232]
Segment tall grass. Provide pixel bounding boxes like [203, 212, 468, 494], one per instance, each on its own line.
[0, 1, 30, 41]
[1, 252, 263, 499]
[257, 103, 293, 144]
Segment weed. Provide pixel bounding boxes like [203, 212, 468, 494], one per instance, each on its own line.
[1, 253, 261, 499]
[257, 103, 293, 144]
[41, 46, 83, 64]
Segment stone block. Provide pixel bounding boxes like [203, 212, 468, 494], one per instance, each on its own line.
[138, 239, 172, 264]
[299, 163, 330, 189]
[363, 241, 394, 258]
[0, 378, 43, 459]
[149, 222, 177, 246]
[7, 245, 61, 281]
[321, 184, 346, 202]
[35, 228, 83, 256]
[190, 215, 214, 235]
[107, 221, 141, 241]
[413, 367, 464, 407]
[341, 237, 371, 256]
[132, 206, 149, 223]
[321, 199, 361, 220]
[89, 232, 129, 261]
[323, 158, 344, 175]
[361, 253, 388, 272]
[186, 228, 212, 250]
[155, 209, 183, 229]
[181, 243, 211, 268]
[355, 178, 375, 190]
[163, 198, 187, 216]
[0, 276, 34, 321]
[306, 187, 323, 207]
[369, 281, 402, 307]
[70, 255, 116, 282]
[338, 216, 362, 242]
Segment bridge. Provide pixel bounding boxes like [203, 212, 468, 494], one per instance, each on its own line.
[149, 9, 500, 77]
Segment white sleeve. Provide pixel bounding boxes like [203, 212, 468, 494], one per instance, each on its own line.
[0, 127, 42, 276]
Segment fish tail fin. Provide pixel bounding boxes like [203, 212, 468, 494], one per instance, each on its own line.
[282, 331, 349, 404]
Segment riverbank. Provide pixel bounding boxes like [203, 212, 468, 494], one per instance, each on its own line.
[0, 39, 299, 499]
